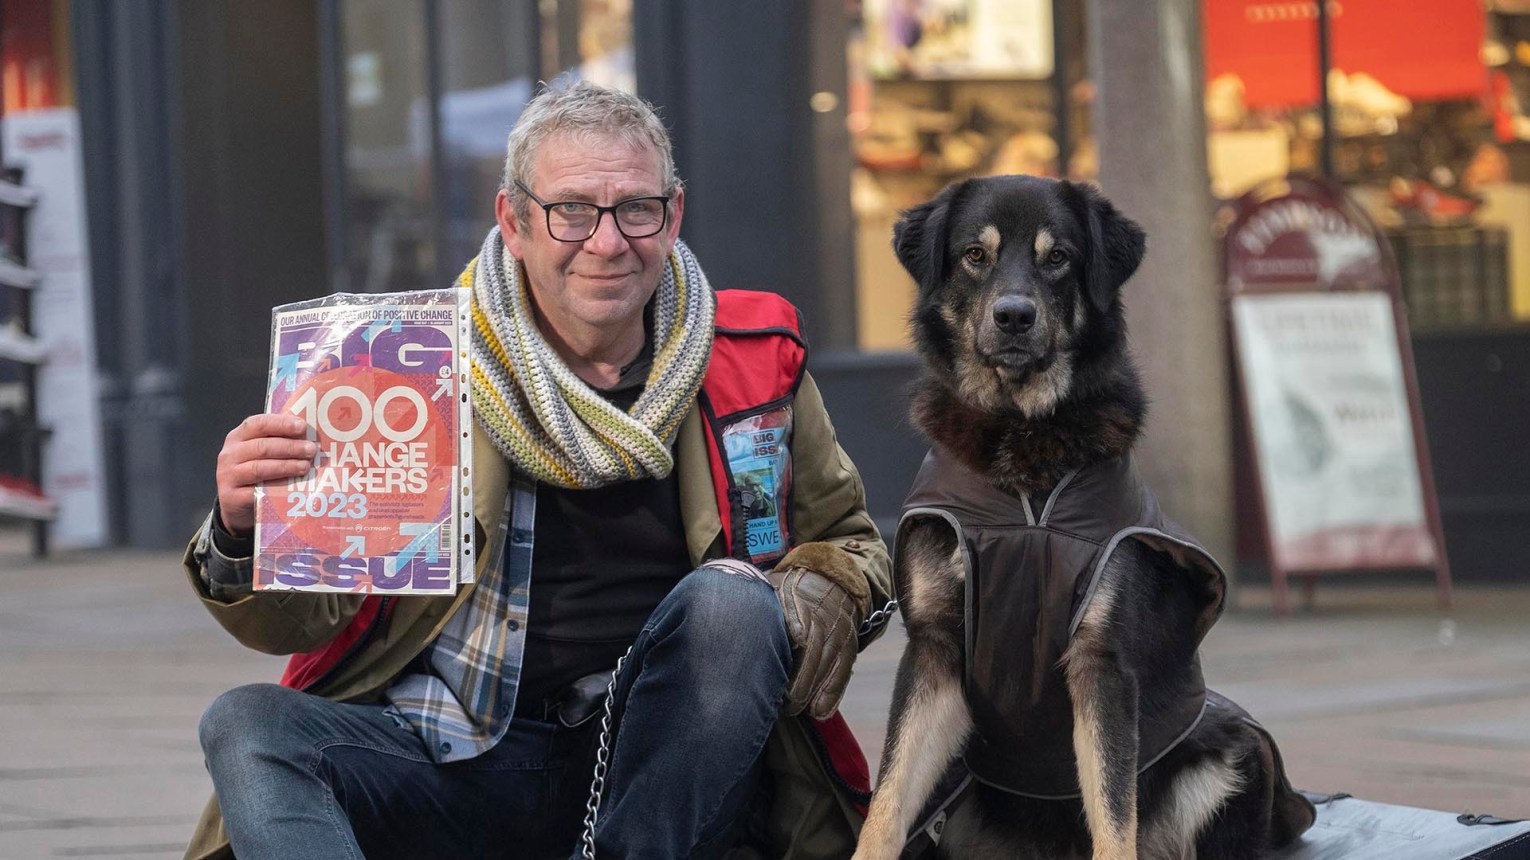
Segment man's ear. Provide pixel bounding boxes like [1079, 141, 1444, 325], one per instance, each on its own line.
[1075, 182, 1146, 313]
[496, 188, 525, 260]
[893, 180, 964, 292]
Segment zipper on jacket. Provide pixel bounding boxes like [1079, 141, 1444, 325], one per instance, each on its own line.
[303, 596, 394, 692]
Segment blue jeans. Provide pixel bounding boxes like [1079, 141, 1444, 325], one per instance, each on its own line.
[199, 567, 791, 859]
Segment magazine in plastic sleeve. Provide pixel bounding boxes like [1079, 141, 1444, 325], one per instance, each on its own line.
[254, 289, 474, 594]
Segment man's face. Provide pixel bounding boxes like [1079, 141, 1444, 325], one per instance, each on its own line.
[498, 133, 684, 345]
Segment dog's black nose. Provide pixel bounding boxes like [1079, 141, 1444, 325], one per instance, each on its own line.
[993, 297, 1037, 334]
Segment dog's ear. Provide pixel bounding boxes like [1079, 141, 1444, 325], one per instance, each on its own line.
[1076, 182, 1146, 313]
[893, 181, 964, 292]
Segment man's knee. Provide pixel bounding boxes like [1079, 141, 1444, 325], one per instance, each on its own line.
[650, 567, 789, 726]
[666, 565, 788, 657]
[199, 683, 300, 761]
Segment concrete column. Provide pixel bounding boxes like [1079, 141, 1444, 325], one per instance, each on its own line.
[1086, 0, 1235, 571]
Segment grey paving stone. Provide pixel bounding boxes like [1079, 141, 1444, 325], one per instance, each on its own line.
[3, 542, 1528, 858]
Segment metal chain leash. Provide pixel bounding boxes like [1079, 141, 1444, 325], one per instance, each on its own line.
[577, 594, 897, 858]
[859, 598, 900, 636]
[579, 645, 632, 860]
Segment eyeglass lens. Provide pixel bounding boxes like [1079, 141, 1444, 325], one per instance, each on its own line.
[548, 199, 666, 241]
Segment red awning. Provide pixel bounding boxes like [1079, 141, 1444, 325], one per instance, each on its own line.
[1205, 0, 1487, 108]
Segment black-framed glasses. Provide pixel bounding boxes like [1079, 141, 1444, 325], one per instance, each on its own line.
[514, 180, 670, 243]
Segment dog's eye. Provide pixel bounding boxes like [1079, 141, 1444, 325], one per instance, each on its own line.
[963, 247, 987, 266]
[1046, 248, 1068, 266]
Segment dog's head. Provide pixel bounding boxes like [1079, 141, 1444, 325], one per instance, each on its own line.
[894, 176, 1145, 418]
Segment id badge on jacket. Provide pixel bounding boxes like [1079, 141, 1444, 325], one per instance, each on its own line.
[720, 406, 794, 567]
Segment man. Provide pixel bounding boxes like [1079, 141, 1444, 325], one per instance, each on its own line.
[184, 80, 892, 860]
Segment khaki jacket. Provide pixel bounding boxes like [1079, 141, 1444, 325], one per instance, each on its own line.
[182, 373, 892, 860]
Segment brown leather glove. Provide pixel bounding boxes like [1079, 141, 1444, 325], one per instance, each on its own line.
[768, 542, 872, 719]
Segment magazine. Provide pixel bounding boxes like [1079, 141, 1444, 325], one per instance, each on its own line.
[254, 290, 473, 594]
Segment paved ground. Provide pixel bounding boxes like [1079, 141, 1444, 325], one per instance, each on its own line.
[2, 542, 1527, 858]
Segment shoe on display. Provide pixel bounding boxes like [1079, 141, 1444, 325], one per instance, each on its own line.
[1330, 70, 1412, 119]
[0, 321, 46, 364]
[0, 474, 56, 521]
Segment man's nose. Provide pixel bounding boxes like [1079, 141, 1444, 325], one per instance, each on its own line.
[582, 211, 630, 256]
[992, 296, 1037, 335]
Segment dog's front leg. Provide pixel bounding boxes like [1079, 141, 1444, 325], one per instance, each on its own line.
[853, 519, 970, 860]
[1064, 578, 1140, 860]
[854, 629, 970, 859]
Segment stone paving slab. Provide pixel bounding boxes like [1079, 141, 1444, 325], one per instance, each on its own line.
[0, 548, 281, 859]
[1, 545, 1527, 858]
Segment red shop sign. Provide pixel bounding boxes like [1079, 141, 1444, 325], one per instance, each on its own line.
[1204, 0, 1487, 108]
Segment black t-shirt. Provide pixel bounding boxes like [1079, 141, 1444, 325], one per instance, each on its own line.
[513, 346, 693, 718]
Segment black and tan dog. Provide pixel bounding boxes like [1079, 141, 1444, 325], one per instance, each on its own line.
[853, 176, 1315, 860]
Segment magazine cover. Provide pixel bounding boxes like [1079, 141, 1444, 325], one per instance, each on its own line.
[254, 290, 473, 594]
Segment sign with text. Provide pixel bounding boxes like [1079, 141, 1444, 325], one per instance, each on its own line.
[1232, 293, 1435, 570]
[254, 291, 473, 594]
[1, 108, 109, 547]
[1220, 176, 1450, 614]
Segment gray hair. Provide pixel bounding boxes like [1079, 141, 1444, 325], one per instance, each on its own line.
[503, 79, 680, 225]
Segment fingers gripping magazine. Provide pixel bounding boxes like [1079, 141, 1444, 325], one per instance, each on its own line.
[254, 290, 474, 594]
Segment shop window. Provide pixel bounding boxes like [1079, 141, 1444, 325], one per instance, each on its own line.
[847, 0, 1075, 351]
[339, 0, 633, 293]
[558, 0, 635, 92]
[1205, 0, 1530, 332]
[341, 0, 437, 293]
[435, 0, 634, 272]
[436, 0, 536, 276]
[1, 0, 72, 114]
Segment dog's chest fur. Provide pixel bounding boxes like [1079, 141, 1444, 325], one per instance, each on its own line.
[911, 377, 1143, 499]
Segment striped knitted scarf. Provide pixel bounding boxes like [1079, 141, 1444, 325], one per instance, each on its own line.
[466, 226, 715, 489]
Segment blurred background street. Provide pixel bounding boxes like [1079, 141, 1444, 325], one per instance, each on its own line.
[2, 537, 1527, 859]
[0, 0, 1528, 857]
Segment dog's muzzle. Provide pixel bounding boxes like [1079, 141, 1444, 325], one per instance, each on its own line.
[975, 292, 1054, 383]
[992, 296, 1037, 335]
